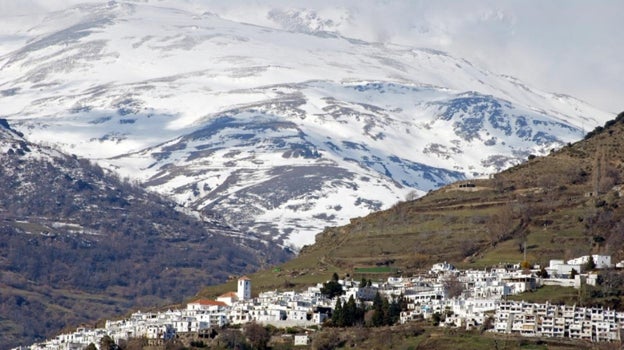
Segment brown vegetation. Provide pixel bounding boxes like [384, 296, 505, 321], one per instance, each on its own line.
[0, 134, 290, 349]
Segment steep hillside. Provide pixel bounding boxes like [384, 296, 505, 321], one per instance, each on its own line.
[0, 1, 611, 247]
[200, 112, 624, 297]
[0, 120, 289, 350]
[307, 112, 624, 270]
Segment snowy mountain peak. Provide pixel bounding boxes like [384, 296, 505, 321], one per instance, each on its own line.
[0, 1, 612, 247]
[267, 8, 343, 34]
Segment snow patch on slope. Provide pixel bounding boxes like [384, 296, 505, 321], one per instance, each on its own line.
[0, 1, 613, 247]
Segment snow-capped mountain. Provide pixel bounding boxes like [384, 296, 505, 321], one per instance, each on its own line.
[0, 1, 611, 247]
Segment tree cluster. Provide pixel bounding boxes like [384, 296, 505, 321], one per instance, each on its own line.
[442, 274, 465, 298]
[536, 267, 549, 278]
[328, 291, 405, 328]
[369, 292, 404, 327]
[331, 295, 365, 327]
[581, 269, 624, 310]
[360, 278, 373, 288]
[320, 273, 344, 299]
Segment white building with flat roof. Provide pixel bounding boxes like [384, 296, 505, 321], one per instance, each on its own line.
[567, 255, 612, 269]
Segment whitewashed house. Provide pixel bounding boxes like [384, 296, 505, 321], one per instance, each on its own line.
[294, 334, 310, 346]
[312, 311, 328, 324]
[430, 262, 455, 274]
[217, 291, 239, 306]
[567, 255, 612, 269]
[287, 309, 308, 321]
[187, 299, 228, 313]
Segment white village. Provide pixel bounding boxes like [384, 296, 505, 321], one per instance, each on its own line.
[18, 254, 624, 349]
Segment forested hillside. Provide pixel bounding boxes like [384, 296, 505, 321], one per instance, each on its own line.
[0, 120, 290, 349]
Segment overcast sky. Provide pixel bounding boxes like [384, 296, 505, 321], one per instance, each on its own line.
[200, 0, 622, 114]
[1, 0, 621, 114]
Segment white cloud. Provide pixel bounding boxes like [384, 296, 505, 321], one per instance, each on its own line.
[183, 0, 623, 114]
[0, 0, 87, 16]
[1, 0, 621, 113]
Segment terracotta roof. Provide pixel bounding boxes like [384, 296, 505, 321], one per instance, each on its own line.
[218, 291, 238, 298]
[238, 276, 250, 281]
[189, 299, 227, 307]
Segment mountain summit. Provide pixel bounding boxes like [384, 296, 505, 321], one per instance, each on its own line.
[0, 1, 611, 247]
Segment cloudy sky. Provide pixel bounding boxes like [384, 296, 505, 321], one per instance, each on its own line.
[201, 0, 622, 114]
[1, 0, 621, 114]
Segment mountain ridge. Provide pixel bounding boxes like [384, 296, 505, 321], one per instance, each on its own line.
[0, 1, 612, 247]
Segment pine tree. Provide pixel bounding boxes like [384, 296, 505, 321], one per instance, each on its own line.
[344, 295, 357, 326]
[382, 297, 391, 325]
[388, 297, 402, 325]
[332, 298, 344, 327]
[585, 255, 596, 271]
[371, 292, 384, 326]
[357, 299, 366, 325]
